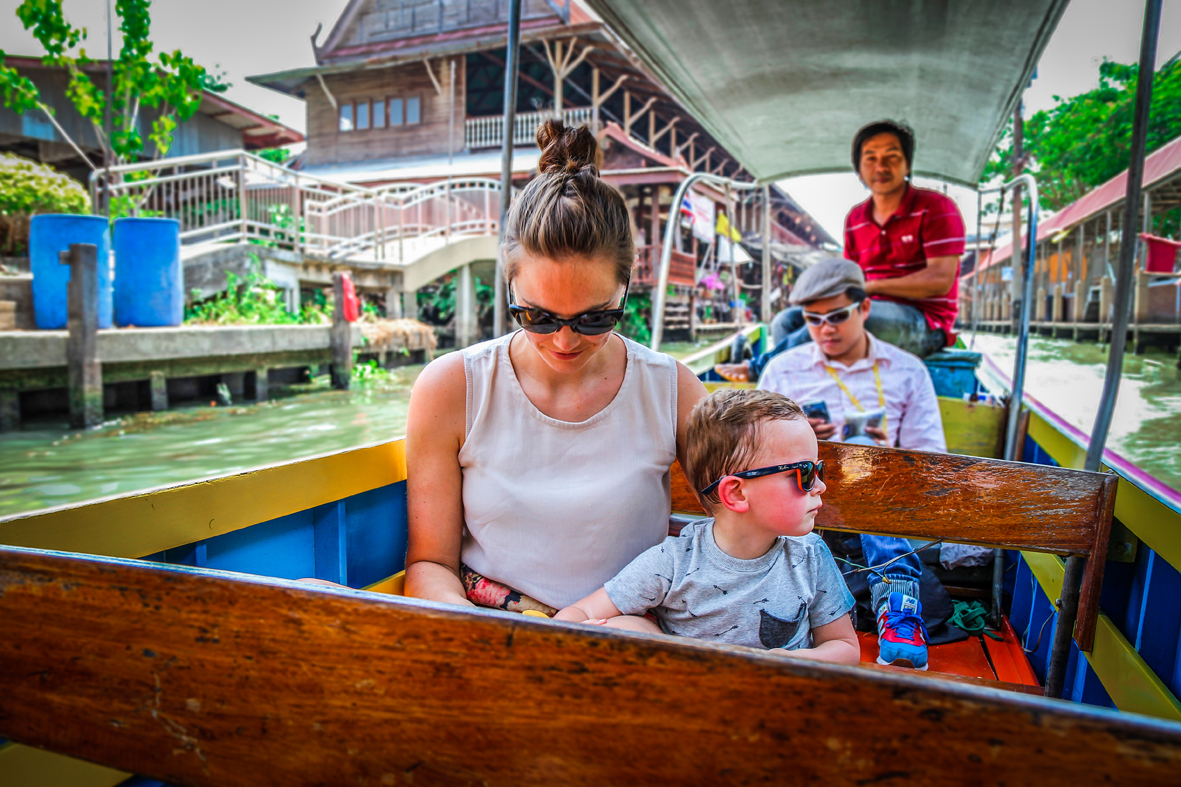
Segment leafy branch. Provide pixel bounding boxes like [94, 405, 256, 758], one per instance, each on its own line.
[0, 0, 228, 170]
[981, 57, 1181, 215]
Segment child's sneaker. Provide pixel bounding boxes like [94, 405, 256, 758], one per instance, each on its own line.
[875, 592, 929, 670]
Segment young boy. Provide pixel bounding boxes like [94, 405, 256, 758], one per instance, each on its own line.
[555, 390, 860, 665]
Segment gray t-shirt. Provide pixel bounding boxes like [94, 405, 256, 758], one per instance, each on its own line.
[604, 519, 855, 651]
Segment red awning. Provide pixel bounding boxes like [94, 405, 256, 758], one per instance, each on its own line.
[971, 133, 1181, 276]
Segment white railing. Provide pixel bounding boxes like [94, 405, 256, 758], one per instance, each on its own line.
[89, 151, 506, 263]
[465, 107, 594, 149]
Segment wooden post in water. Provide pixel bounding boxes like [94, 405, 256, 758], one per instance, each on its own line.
[331, 272, 352, 390]
[61, 243, 103, 429]
[149, 371, 168, 411]
[252, 368, 269, 402]
[0, 388, 18, 432]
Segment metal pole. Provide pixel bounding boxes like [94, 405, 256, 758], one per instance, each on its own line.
[970, 189, 983, 347]
[494, 0, 523, 337]
[1044, 556, 1085, 699]
[1009, 102, 1025, 326]
[651, 172, 758, 349]
[103, 0, 113, 218]
[447, 59, 455, 242]
[761, 185, 772, 323]
[1004, 173, 1039, 462]
[1085, 0, 1161, 473]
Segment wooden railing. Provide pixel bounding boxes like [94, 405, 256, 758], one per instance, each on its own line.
[633, 244, 696, 287]
[89, 151, 506, 263]
[357, 0, 560, 43]
[465, 107, 594, 149]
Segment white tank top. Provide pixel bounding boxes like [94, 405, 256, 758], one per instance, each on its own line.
[458, 332, 679, 609]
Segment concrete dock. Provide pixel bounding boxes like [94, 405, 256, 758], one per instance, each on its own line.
[0, 323, 371, 430]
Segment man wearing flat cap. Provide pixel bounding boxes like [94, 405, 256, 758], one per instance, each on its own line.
[759, 256, 945, 671]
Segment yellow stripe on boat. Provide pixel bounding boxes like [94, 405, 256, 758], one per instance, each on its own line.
[0, 742, 128, 787]
[1023, 551, 1181, 723]
[364, 570, 406, 596]
[0, 440, 406, 559]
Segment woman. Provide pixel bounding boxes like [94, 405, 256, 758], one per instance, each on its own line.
[404, 120, 707, 613]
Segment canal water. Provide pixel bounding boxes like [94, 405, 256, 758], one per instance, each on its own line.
[2, 337, 1178, 518]
[971, 334, 1181, 490]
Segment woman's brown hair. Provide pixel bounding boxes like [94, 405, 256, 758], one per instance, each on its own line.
[502, 120, 634, 286]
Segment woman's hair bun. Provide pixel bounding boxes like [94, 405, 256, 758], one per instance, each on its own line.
[537, 119, 601, 177]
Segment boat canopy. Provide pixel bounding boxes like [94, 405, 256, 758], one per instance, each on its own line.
[583, 0, 1068, 187]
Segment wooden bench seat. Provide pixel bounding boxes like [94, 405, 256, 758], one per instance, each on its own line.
[2, 544, 1181, 786]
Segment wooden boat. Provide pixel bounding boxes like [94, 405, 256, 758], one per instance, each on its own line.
[6, 0, 1181, 784]
[4, 431, 1181, 786]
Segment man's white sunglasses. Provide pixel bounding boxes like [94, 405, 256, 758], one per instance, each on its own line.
[802, 302, 862, 327]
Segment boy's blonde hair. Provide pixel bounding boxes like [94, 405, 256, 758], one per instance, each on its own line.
[686, 389, 805, 513]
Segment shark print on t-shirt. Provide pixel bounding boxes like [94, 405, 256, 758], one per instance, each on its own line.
[605, 519, 854, 651]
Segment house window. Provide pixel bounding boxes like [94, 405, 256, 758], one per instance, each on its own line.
[406, 95, 421, 125]
[373, 99, 386, 128]
[389, 97, 403, 127]
[356, 100, 370, 130]
[339, 103, 354, 132]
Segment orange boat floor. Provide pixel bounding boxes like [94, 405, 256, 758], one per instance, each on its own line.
[857, 616, 1041, 688]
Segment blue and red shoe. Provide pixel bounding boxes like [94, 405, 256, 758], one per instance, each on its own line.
[875, 592, 929, 670]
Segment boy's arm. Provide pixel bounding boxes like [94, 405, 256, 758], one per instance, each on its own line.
[780, 614, 860, 665]
[555, 587, 625, 624]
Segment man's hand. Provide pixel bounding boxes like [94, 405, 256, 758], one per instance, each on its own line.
[809, 417, 838, 440]
[865, 425, 889, 446]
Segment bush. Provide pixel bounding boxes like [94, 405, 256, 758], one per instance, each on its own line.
[0, 152, 91, 255]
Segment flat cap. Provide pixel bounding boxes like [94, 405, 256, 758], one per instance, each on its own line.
[790, 257, 866, 305]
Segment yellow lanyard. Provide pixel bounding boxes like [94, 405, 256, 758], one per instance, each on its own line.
[825, 361, 888, 437]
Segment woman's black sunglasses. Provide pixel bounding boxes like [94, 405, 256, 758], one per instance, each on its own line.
[700, 460, 825, 496]
[508, 282, 629, 336]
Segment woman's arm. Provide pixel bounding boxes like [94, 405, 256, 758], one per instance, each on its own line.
[404, 352, 475, 607]
[781, 615, 861, 665]
[674, 361, 709, 471]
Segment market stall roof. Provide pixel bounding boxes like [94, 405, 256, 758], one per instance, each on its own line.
[583, 0, 1067, 187]
[972, 133, 1181, 274]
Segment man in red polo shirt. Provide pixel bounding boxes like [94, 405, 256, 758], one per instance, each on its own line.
[766, 120, 965, 362]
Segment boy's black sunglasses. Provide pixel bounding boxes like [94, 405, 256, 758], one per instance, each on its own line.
[508, 282, 629, 336]
[700, 460, 825, 497]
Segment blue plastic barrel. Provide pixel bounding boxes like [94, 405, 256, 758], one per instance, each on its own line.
[29, 214, 113, 329]
[113, 217, 183, 327]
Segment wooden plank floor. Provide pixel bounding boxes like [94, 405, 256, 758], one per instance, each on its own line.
[857, 618, 1043, 696]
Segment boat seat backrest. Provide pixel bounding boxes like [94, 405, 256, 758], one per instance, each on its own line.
[670, 442, 1117, 652]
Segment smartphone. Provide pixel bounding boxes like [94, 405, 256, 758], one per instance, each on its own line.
[801, 401, 830, 423]
[843, 408, 886, 441]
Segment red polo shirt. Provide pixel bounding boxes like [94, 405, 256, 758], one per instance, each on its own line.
[844, 184, 965, 344]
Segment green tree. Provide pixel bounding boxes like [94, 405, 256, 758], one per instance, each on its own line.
[0, 0, 228, 170]
[981, 57, 1181, 212]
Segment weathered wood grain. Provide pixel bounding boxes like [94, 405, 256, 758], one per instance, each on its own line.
[2, 547, 1178, 787]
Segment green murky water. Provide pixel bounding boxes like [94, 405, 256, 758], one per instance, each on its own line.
[3, 335, 1179, 518]
[0, 366, 424, 518]
[971, 334, 1181, 491]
